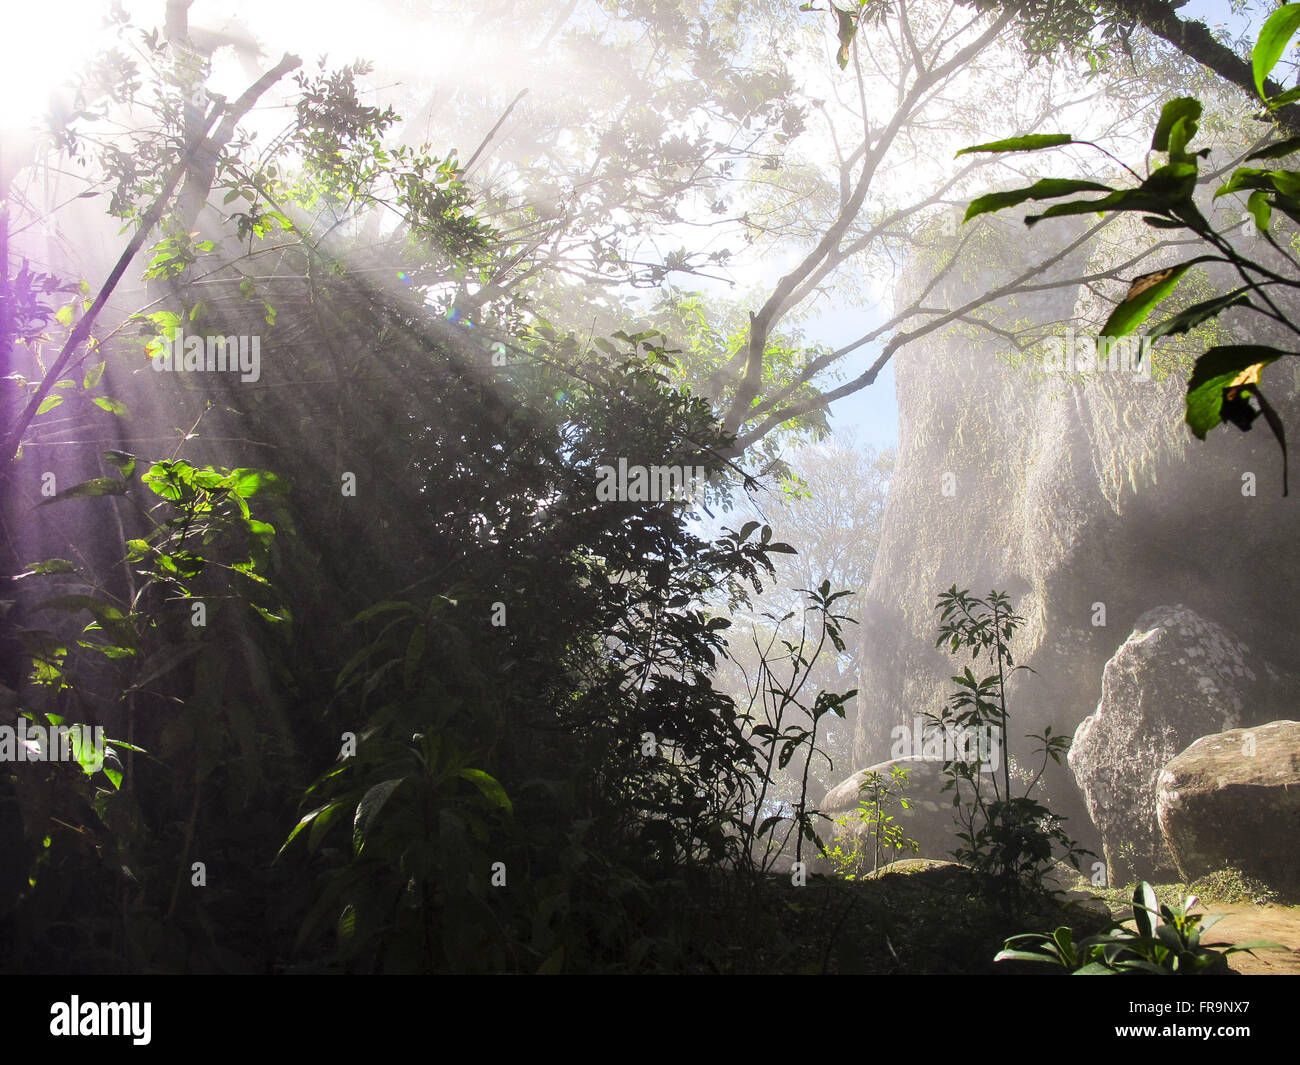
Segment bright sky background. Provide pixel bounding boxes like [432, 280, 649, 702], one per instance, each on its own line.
[0, 0, 1269, 460]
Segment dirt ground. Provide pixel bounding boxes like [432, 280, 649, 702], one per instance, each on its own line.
[1207, 905, 1300, 975]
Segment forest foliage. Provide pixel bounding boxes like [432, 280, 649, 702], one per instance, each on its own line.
[1, 0, 1295, 974]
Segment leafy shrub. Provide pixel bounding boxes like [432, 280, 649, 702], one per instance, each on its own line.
[997, 881, 1283, 974]
[1187, 866, 1280, 907]
[827, 763, 919, 880]
[927, 587, 1090, 914]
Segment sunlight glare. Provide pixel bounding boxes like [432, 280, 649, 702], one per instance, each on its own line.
[0, 3, 102, 131]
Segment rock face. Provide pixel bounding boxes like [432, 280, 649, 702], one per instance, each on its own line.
[821, 756, 965, 867]
[1156, 720, 1300, 892]
[842, 209, 1300, 861]
[1068, 607, 1299, 884]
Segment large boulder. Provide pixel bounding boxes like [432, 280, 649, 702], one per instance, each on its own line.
[1068, 606, 1298, 884]
[1156, 720, 1300, 893]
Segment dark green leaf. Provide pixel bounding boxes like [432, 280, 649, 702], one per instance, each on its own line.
[103, 450, 136, 478]
[353, 778, 404, 856]
[459, 768, 513, 814]
[963, 179, 1113, 223]
[1151, 97, 1201, 153]
[1100, 262, 1195, 338]
[1147, 290, 1254, 341]
[20, 559, 76, 576]
[1216, 167, 1272, 199]
[1026, 188, 1169, 225]
[1185, 346, 1281, 439]
[36, 477, 129, 506]
[1247, 136, 1300, 161]
[956, 134, 1076, 157]
[1266, 85, 1300, 109]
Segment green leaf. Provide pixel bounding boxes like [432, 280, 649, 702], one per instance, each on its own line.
[1216, 167, 1272, 199]
[351, 600, 420, 624]
[83, 361, 105, 389]
[1132, 882, 1158, 939]
[35, 394, 64, 416]
[834, 6, 857, 69]
[1219, 939, 1287, 953]
[1253, 3, 1300, 97]
[1271, 169, 1300, 198]
[1100, 262, 1194, 338]
[1147, 290, 1254, 341]
[353, 778, 404, 856]
[956, 134, 1076, 157]
[147, 310, 181, 336]
[103, 450, 136, 478]
[1266, 85, 1300, 109]
[1247, 136, 1300, 161]
[20, 559, 77, 576]
[307, 801, 346, 853]
[93, 397, 128, 417]
[459, 768, 513, 815]
[963, 179, 1113, 223]
[279, 802, 339, 858]
[228, 467, 278, 497]
[337, 906, 356, 950]
[245, 519, 275, 546]
[36, 477, 129, 506]
[1246, 189, 1272, 233]
[1145, 159, 1202, 200]
[1151, 97, 1201, 153]
[1025, 187, 1170, 225]
[1185, 346, 1281, 439]
[68, 727, 103, 777]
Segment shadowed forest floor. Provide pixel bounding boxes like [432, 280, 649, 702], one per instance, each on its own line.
[748, 860, 1300, 975]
